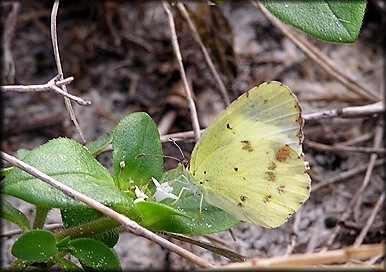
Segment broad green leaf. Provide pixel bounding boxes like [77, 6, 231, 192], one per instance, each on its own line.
[11, 230, 58, 261]
[0, 200, 30, 231]
[2, 138, 133, 209]
[112, 112, 163, 190]
[69, 238, 121, 271]
[261, 1, 366, 43]
[85, 131, 114, 157]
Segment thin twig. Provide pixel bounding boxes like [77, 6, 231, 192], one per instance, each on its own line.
[311, 158, 385, 192]
[304, 140, 386, 155]
[303, 102, 384, 121]
[353, 120, 384, 221]
[1, 75, 90, 106]
[252, 1, 381, 102]
[1, 151, 214, 268]
[51, 0, 86, 142]
[176, 3, 230, 106]
[353, 192, 385, 247]
[162, 1, 201, 141]
[323, 120, 384, 248]
[2, 2, 20, 84]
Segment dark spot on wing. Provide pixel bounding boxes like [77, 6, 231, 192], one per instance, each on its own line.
[234, 167, 238, 172]
[268, 162, 276, 171]
[241, 140, 254, 152]
[238, 195, 247, 207]
[263, 195, 272, 203]
[264, 171, 276, 182]
[277, 185, 285, 194]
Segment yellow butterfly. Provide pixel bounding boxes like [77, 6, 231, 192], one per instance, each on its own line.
[185, 81, 311, 228]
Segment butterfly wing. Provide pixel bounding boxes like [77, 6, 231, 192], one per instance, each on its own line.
[189, 81, 311, 228]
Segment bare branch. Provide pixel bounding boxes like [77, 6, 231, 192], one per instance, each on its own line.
[51, 0, 86, 142]
[303, 102, 384, 121]
[162, 2, 201, 141]
[176, 3, 231, 106]
[1, 75, 91, 106]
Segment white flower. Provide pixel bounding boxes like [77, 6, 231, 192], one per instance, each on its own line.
[151, 177, 179, 202]
[134, 186, 148, 204]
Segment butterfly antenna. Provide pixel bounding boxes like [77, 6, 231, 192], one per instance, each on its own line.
[169, 137, 186, 161]
[135, 153, 181, 162]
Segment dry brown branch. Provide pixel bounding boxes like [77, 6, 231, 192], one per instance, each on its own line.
[176, 3, 231, 106]
[162, 1, 201, 141]
[1, 151, 214, 268]
[218, 243, 384, 268]
[252, 1, 382, 102]
[1, 75, 90, 106]
[2, 2, 20, 84]
[50, 0, 86, 142]
[304, 140, 386, 155]
[303, 102, 384, 121]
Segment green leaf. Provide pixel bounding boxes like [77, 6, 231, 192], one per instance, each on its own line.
[0, 200, 30, 231]
[1, 166, 14, 177]
[69, 238, 121, 271]
[2, 137, 133, 209]
[56, 236, 71, 249]
[261, 0, 366, 43]
[112, 112, 163, 190]
[85, 131, 114, 157]
[11, 230, 58, 261]
[135, 201, 190, 228]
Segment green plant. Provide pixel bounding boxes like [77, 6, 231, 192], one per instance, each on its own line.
[1, 112, 239, 270]
[261, 0, 366, 43]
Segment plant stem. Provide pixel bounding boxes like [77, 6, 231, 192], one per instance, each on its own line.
[33, 206, 50, 229]
[55, 216, 120, 241]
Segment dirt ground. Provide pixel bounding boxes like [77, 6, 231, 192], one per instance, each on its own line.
[1, 1, 385, 270]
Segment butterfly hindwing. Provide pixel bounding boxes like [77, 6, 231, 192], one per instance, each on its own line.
[188, 81, 311, 228]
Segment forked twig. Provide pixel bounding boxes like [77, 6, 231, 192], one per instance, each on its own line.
[1, 151, 214, 269]
[162, 1, 201, 141]
[1, 75, 90, 106]
[51, 0, 86, 142]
